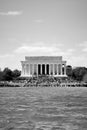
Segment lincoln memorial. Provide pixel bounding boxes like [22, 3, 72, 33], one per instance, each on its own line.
[21, 56, 67, 77]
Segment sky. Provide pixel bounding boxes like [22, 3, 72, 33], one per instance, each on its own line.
[0, 0, 87, 70]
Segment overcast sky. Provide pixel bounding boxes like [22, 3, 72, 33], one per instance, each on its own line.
[0, 0, 87, 70]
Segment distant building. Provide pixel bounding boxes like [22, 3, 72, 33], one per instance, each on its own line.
[21, 56, 67, 77]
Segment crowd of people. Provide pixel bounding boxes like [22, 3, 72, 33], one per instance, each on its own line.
[0, 75, 87, 87]
[23, 76, 60, 87]
[20, 76, 87, 87]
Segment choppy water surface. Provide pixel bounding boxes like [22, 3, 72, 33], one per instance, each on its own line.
[0, 87, 87, 130]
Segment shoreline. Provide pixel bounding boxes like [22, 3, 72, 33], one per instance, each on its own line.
[0, 82, 87, 87]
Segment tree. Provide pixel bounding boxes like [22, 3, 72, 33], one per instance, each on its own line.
[72, 67, 87, 81]
[3, 68, 13, 81]
[83, 74, 87, 82]
[0, 71, 3, 81]
[66, 65, 72, 77]
[12, 69, 21, 78]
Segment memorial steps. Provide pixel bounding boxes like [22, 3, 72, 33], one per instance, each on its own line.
[20, 76, 87, 87]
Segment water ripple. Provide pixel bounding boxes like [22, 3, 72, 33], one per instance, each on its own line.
[0, 87, 87, 130]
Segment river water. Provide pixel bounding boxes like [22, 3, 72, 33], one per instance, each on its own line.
[0, 87, 87, 130]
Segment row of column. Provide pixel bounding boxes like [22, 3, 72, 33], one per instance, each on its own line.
[21, 63, 66, 76]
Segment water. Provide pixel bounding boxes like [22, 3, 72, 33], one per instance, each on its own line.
[0, 87, 87, 130]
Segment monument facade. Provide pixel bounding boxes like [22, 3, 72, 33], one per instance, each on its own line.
[21, 56, 67, 77]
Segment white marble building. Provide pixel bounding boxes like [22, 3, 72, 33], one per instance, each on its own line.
[21, 56, 67, 77]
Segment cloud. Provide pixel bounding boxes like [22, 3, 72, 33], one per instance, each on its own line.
[14, 42, 63, 55]
[14, 45, 58, 55]
[80, 41, 87, 46]
[34, 19, 44, 23]
[0, 54, 15, 70]
[14, 42, 74, 58]
[0, 11, 22, 16]
[83, 48, 87, 52]
[0, 54, 14, 58]
[67, 55, 87, 67]
[79, 41, 87, 52]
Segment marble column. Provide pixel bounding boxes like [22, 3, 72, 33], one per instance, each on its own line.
[54, 64, 55, 75]
[33, 64, 35, 75]
[23, 64, 25, 75]
[32, 64, 34, 75]
[61, 64, 62, 75]
[55, 64, 57, 75]
[30, 64, 32, 75]
[45, 64, 46, 75]
[49, 64, 51, 75]
[53, 64, 54, 75]
[25, 64, 27, 75]
[40, 64, 42, 75]
[28, 64, 29, 75]
[27, 64, 28, 75]
[31, 64, 33, 75]
[22, 63, 25, 75]
[64, 64, 66, 75]
[57, 64, 58, 75]
[26, 64, 28, 75]
[59, 64, 61, 75]
[34, 64, 36, 75]
[36, 64, 38, 76]
[51, 64, 53, 75]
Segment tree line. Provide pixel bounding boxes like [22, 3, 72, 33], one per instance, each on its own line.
[0, 66, 87, 82]
[0, 68, 21, 81]
[66, 65, 87, 82]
